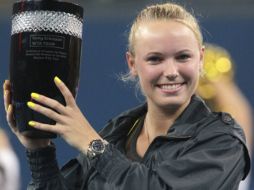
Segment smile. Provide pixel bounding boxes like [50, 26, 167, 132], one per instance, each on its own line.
[156, 83, 185, 93]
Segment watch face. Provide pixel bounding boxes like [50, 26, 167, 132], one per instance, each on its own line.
[92, 139, 105, 153]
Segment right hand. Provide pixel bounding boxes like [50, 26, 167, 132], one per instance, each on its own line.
[3, 80, 50, 150]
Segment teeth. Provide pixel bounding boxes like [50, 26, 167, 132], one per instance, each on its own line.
[160, 84, 181, 90]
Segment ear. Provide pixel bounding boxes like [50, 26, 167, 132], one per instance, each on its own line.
[126, 52, 137, 76]
[199, 46, 205, 73]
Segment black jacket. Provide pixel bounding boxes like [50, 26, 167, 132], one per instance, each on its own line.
[27, 96, 250, 190]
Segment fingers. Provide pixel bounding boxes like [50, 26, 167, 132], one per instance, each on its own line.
[6, 105, 18, 133]
[4, 90, 10, 112]
[3, 80, 11, 112]
[27, 76, 78, 127]
[29, 75, 76, 115]
[54, 76, 76, 107]
[28, 121, 61, 134]
[3, 80, 10, 91]
[27, 101, 62, 123]
[30, 92, 67, 115]
[3, 80, 16, 132]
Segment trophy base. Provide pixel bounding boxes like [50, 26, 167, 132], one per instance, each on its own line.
[21, 129, 57, 139]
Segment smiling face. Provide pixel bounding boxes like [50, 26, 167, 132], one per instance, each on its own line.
[127, 20, 204, 112]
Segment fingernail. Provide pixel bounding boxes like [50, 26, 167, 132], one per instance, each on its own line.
[31, 93, 40, 99]
[7, 105, 11, 112]
[54, 76, 62, 84]
[27, 101, 36, 108]
[28, 121, 36, 127]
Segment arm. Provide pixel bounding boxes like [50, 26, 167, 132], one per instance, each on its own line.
[27, 146, 89, 190]
[3, 80, 88, 190]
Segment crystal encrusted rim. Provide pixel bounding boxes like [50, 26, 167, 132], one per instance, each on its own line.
[11, 11, 83, 39]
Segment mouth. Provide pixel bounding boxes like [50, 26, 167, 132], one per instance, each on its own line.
[156, 82, 185, 93]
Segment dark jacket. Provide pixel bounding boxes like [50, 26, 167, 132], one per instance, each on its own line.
[27, 95, 250, 190]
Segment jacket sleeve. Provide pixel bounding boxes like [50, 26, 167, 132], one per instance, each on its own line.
[26, 145, 89, 190]
[92, 133, 249, 190]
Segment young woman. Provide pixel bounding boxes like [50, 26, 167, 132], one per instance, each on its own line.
[3, 3, 250, 189]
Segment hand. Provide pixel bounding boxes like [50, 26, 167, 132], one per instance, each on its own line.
[3, 80, 50, 150]
[27, 76, 102, 154]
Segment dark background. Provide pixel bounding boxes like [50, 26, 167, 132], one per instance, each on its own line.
[0, 0, 253, 189]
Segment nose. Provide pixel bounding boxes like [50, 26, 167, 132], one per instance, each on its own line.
[164, 60, 178, 80]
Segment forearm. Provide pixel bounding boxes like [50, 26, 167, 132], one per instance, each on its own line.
[26, 145, 68, 190]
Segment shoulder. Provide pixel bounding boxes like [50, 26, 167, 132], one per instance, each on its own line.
[193, 111, 251, 179]
[200, 112, 246, 143]
[194, 111, 249, 151]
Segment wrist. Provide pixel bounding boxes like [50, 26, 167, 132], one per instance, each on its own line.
[25, 140, 51, 151]
[26, 144, 59, 180]
[26, 141, 55, 152]
[86, 139, 109, 160]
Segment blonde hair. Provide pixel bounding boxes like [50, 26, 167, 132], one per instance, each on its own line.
[128, 3, 203, 56]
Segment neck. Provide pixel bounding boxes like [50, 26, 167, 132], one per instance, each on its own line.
[145, 110, 174, 141]
[144, 100, 190, 141]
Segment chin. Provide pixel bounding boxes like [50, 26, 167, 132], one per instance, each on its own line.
[156, 95, 191, 110]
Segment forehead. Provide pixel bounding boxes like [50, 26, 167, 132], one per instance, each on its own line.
[134, 20, 199, 52]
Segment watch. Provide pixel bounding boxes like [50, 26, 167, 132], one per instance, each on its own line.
[87, 139, 108, 160]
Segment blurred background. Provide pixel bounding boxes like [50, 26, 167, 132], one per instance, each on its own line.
[0, 0, 254, 189]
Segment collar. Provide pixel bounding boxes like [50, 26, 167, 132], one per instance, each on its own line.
[105, 95, 211, 141]
[166, 95, 212, 138]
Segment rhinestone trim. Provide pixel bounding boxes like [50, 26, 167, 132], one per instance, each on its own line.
[12, 11, 83, 39]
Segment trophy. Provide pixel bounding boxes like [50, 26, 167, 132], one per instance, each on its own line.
[9, 0, 83, 138]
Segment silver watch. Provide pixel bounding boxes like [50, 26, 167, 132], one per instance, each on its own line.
[87, 139, 108, 160]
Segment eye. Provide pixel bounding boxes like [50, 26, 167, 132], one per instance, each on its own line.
[176, 53, 191, 62]
[146, 55, 163, 64]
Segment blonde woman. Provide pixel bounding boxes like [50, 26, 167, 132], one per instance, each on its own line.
[4, 3, 250, 190]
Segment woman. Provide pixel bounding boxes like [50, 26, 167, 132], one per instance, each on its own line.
[3, 3, 250, 190]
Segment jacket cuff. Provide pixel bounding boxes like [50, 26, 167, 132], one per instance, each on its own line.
[26, 145, 59, 181]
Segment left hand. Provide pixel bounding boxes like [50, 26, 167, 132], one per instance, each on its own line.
[27, 76, 102, 154]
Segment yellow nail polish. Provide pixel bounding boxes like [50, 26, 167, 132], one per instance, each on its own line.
[27, 101, 35, 108]
[31, 92, 40, 99]
[7, 105, 11, 112]
[28, 121, 36, 127]
[54, 76, 62, 84]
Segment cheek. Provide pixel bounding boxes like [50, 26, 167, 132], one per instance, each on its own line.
[137, 64, 162, 84]
[180, 63, 200, 80]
